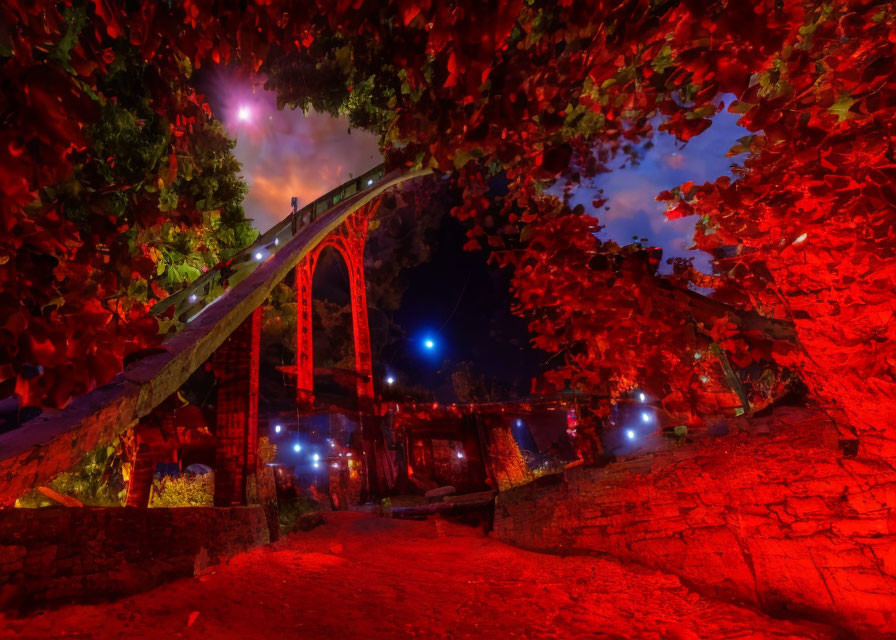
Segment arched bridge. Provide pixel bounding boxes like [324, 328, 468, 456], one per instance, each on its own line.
[0, 165, 430, 506]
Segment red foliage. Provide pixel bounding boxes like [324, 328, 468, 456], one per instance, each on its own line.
[1, 1, 249, 407]
[655, 2, 896, 457]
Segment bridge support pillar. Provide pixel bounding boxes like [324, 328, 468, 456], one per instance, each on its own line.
[347, 236, 375, 409]
[212, 307, 261, 506]
[295, 253, 316, 410]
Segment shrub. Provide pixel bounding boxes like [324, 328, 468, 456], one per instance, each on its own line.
[149, 472, 214, 508]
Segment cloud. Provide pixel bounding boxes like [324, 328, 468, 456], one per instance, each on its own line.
[234, 110, 382, 231]
[661, 152, 687, 170]
[205, 68, 383, 232]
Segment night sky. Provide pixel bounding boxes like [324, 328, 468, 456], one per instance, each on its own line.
[204, 71, 744, 400]
[200, 67, 382, 231]
[566, 98, 743, 276]
[379, 215, 543, 401]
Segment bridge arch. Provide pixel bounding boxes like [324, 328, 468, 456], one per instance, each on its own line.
[309, 245, 355, 376]
[295, 199, 378, 410]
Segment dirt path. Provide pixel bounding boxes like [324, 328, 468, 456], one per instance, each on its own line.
[1, 512, 836, 639]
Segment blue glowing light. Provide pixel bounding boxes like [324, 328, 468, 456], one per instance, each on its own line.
[416, 332, 441, 358]
[274, 424, 282, 434]
[638, 392, 646, 403]
[386, 375, 395, 385]
[641, 412, 651, 423]
[312, 453, 320, 462]
[515, 419, 523, 427]
[293, 443, 301, 453]
[626, 429, 636, 440]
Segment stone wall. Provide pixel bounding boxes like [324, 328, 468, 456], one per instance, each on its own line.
[0, 505, 269, 610]
[492, 406, 896, 639]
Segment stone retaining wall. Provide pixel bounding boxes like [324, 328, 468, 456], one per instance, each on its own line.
[492, 406, 896, 639]
[0, 505, 269, 610]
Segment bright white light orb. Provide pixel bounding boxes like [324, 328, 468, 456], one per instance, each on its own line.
[424, 339, 435, 349]
[347, 452, 352, 457]
[638, 392, 646, 403]
[293, 443, 301, 453]
[367, 178, 374, 186]
[313, 461, 320, 469]
[456, 451, 465, 459]
[312, 453, 320, 462]
[237, 105, 251, 122]
[274, 424, 282, 434]
[188, 294, 198, 303]
[641, 412, 651, 423]
[386, 375, 395, 385]
[255, 251, 263, 261]
[626, 429, 636, 440]
[515, 419, 523, 427]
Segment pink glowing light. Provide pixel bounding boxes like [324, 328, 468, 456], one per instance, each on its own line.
[237, 105, 252, 122]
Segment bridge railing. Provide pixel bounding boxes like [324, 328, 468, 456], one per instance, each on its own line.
[151, 163, 387, 326]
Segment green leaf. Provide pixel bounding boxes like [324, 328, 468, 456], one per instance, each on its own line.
[335, 45, 352, 73]
[726, 134, 765, 157]
[828, 92, 857, 123]
[452, 148, 481, 169]
[688, 105, 716, 119]
[728, 100, 754, 114]
[650, 45, 673, 74]
[49, 5, 87, 71]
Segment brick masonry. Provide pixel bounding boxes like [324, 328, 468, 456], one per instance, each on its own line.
[0, 506, 269, 610]
[492, 406, 896, 639]
[213, 308, 261, 506]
